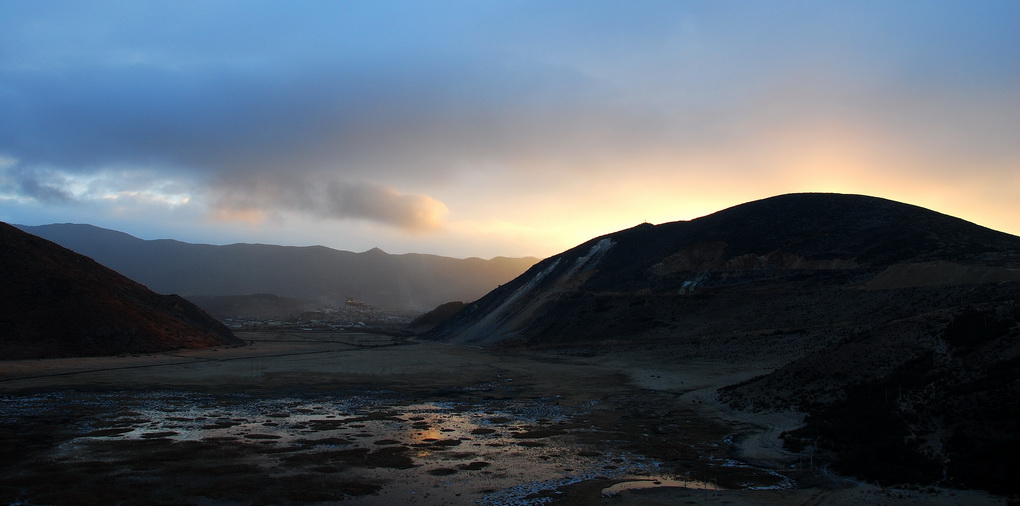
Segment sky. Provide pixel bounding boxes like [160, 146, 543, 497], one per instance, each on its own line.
[1, 1, 1018, 259]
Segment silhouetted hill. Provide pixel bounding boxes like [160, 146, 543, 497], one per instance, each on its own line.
[408, 301, 467, 332]
[423, 192, 1020, 494]
[428, 193, 1020, 346]
[0, 223, 240, 359]
[15, 224, 537, 313]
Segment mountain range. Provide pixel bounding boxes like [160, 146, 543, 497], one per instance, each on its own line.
[15, 224, 537, 314]
[424, 192, 1020, 494]
[0, 222, 240, 359]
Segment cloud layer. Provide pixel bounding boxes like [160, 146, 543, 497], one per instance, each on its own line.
[212, 176, 447, 232]
[1, 1, 1018, 257]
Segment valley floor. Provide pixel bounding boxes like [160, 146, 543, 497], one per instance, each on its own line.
[0, 332, 1007, 505]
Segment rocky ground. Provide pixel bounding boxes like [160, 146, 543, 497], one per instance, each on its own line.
[0, 331, 1010, 505]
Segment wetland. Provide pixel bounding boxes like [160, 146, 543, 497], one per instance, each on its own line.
[0, 331, 1007, 505]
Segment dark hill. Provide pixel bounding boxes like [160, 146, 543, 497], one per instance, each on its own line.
[0, 223, 240, 359]
[15, 224, 537, 313]
[427, 193, 1020, 346]
[407, 301, 468, 332]
[423, 192, 1020, 494]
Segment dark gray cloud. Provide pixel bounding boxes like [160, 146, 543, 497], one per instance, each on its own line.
[2, 167, 73, 203]
[211, 175, 447, 232]
[0, 2, 754, 180]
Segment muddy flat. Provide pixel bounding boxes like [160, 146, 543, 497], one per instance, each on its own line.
[0, 331, 1006, 505]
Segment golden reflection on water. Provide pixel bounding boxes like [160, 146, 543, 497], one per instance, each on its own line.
[404, 410, 466, 458]
[411, 424, 443, 442]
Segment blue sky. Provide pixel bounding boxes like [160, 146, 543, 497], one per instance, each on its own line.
[2, 1, 1018, 258]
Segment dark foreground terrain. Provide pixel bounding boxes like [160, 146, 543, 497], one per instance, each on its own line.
[0, 331, 1008, 505]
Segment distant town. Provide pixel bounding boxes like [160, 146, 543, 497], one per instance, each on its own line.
[220, 297, 418, 332]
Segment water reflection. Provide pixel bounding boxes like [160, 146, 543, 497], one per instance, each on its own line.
[601, 475, 724, 497]
[3, 390, 789, 504]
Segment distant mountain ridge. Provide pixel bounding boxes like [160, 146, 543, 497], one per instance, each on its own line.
[15, 224, 537, 312]
[0, 223, 240, 359]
